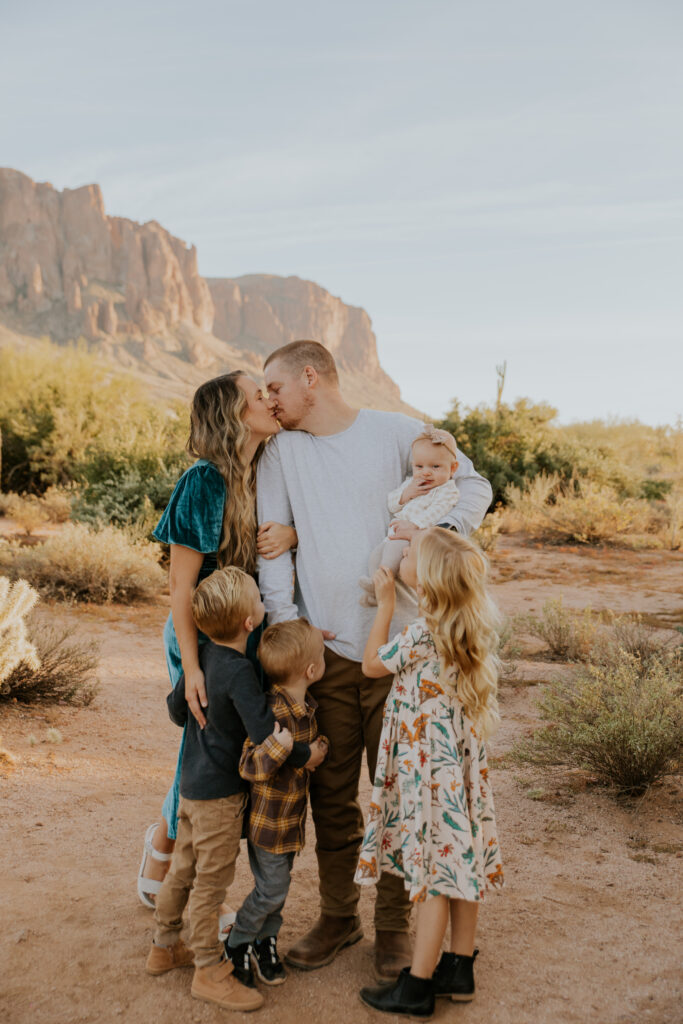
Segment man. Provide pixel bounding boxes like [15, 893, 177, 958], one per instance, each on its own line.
[257, 341, 492, 981]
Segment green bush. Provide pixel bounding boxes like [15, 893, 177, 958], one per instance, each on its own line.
[437, 399, 630, 506]
[513, 649, 682, 795]
[0, 523, 165, 603]
[0, 340, 188, 493]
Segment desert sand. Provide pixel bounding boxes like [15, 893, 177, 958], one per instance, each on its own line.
[1, 537, 681, 1024]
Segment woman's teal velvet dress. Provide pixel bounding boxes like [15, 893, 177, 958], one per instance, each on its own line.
[153, 459, 262, 838]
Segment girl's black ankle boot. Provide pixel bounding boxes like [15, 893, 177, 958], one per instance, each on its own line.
[432, 948, 478, 1002]
[359, 967, 435, 1018]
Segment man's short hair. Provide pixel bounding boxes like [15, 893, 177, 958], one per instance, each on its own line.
[257, 618, 321, 685]
[263, 340, 339, 384]
[191, 567, 254, 643]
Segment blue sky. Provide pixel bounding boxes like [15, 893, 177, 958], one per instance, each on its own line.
[2, 0, 682, 424]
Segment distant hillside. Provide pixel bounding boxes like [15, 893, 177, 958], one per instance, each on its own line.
[0, 167, 415, 413]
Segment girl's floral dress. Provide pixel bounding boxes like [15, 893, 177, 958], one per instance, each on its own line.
[355, 618, 504, 902]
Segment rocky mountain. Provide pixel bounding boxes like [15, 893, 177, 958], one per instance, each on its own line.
[0, 168, 409, 411]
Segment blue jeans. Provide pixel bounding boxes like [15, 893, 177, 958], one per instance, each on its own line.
[228, 841, 295, 946]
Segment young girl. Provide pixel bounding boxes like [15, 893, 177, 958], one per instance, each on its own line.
[355, 526, 503, 1019]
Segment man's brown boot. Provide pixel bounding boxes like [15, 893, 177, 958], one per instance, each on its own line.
[285, 914, 363, 970]
[145, 938, 194, 975]
[374, 930, 412, 982]
[191, 959, 264, 1011]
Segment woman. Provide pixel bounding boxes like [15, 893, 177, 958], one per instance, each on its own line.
[137, 371, 297, 909]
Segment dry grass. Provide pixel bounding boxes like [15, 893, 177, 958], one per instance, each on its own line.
[501, 474, 680, 549]
[0, 523, 165, 603]
[516, 598, 599, 662]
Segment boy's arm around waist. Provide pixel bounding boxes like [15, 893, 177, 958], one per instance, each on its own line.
[166, 673, 189, 727]
[228, 662, 310, 765]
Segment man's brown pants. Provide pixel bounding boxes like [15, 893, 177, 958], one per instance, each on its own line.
[308, 647, 410, 932]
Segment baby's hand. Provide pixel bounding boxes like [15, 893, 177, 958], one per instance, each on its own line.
[373, 566, 396, 607]
[400, 477, 435, 504]
[273, 720, 293, 752]
[257, 522, 298, 559]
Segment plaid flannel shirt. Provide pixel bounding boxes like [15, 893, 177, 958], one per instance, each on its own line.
[239, 684, 326, 855]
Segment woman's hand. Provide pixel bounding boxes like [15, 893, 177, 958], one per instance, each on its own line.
[273, 720, 294, 752]
[185, 666, 208, 728]
[257, 521, 298, 559]
[373, 566, 396, 609]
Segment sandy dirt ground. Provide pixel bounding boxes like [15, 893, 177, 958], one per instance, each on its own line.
[1, 536, 681, 1024]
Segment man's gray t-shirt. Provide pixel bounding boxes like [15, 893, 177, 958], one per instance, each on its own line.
[256, 409, 492, 663]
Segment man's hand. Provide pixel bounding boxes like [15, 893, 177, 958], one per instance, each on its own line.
[304, 737, 329, 770]
[185, 667, 208, 729]
[372, 566, 396, 609]
[257, 522, 298, 559]
[388, 520, 420, 542]
[272, 720, 293, 752]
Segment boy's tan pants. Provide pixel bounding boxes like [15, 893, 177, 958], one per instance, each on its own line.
[154, 793, 246, 967]
[308, 648, 411, 932]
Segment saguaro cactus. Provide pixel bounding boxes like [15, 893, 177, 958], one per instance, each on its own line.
[0, 576, 40, 686]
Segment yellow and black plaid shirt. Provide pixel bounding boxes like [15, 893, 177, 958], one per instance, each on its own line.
[239, 684, 326, 855]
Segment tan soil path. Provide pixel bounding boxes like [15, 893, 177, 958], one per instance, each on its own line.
[1, 539, 681, 1024]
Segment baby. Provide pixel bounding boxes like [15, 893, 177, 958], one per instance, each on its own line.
[359, 425, 459, 606]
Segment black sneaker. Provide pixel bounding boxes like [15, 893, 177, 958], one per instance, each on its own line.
[224, 940, 256, 988]
[252, 936, 287, 986]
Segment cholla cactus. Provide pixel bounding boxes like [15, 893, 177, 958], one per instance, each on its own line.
[0, 576, 40, 685]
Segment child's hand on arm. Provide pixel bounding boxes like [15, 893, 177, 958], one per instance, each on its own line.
[272, 720, 293, 752]
[305, 737, 328, 770]
[257, 521, 298, 559]
[361, 568, 396, 678]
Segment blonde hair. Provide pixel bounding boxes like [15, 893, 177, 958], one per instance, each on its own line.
[263, 340, 339, 385]
[187, 372, 264, 573]
[412, 424, 458, 461]
[191, 567, 255, 643]
[417, 528, 500, 738]
[258, 618, 322, 685]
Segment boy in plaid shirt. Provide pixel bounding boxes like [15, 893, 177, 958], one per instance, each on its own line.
[225, 619, 328, 987]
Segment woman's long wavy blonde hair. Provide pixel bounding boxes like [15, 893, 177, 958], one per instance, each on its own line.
[187, 372, 264, 573]
[417, 528, 501, 739]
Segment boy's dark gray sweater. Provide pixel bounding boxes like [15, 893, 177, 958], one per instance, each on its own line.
[167, 640, 310, 800]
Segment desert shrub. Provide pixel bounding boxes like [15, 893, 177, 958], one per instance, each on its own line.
[592, 614, 679, 671]
[0, 619, 99, 705]
[517, 598, 598, 662]
[437, 399, 630, 506]
[0, 523, 165, 603]
[513, 649, 683, 794]
[71, 462, 184, 535]
[0, 340, 188, 493]
[471, 508, 504, 552]
[0, 577, 39, 684]
[501, 473, 676, 549]
[0, 492, 19, 516]
[5, 494, 50, 536]
[39, 486, 74, 524]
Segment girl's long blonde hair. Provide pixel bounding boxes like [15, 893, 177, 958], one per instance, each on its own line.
[187, 372, 264, 573]
[417, 528, 501, 738]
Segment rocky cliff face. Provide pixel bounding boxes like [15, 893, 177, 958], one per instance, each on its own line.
[0, 168, 407, 411]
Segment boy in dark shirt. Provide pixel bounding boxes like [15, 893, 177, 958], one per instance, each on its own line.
[145, 567, 325, 1013]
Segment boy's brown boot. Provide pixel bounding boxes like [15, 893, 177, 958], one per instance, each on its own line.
[146, 938, 194, 975]
[191, 958, 264, 1011]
